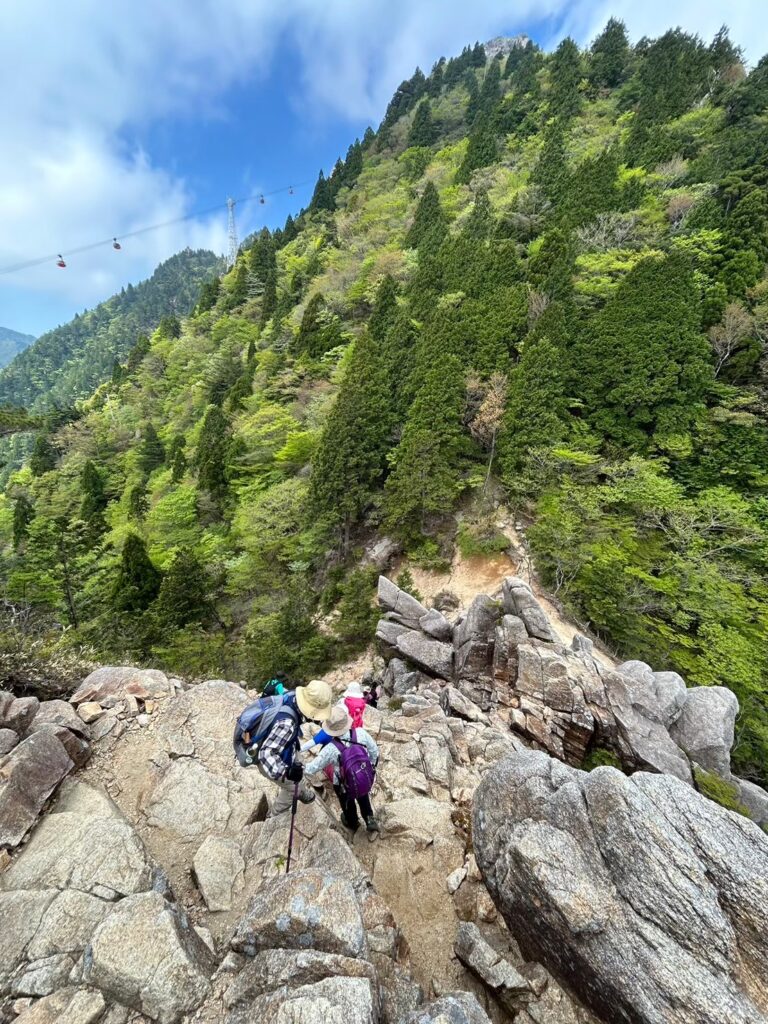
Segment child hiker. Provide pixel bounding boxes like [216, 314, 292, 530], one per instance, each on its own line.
[304, 705, 380, 833]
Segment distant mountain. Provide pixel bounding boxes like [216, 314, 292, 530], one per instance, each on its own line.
[0, 326, 35, 369]
[0, 248, 224, 413]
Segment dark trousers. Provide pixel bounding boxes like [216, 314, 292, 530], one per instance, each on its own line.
[333, 783, 372, 826]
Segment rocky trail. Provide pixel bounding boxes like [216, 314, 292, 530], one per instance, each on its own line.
[1, 571, 768, 1024]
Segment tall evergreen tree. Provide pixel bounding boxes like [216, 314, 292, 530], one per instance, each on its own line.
[572, 254, 713, 448]
[548, 37, 583, 119]
[12, 494, 33, 548]
[499, 336, 569, 475]
[29, 435, 57, 476]
[309, 170, 333, 212]
[456, 112, 499, 183]
[128, 483, 148, 521]
[369, 276, 399, 342]
[530, 120, 569, 205]
[112, 534, 161, 613]
[407, 100, 438, 147]
[310, 333, 392, 548]
[405, 182, 448, 250]
[153, 550, 212, 631]
[80, 460, 107, 535]
[478, 59, 502, 117]
[138, 423, 165, 475]
[427, 58, 445, 96]
[384, 354, 466, 538]
[589, 18, 630, 89]
[528, 229, 576, 304]
[195, 406, 231, 501]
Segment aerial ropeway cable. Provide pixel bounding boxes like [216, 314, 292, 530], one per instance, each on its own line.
[0, 180, 309, 276]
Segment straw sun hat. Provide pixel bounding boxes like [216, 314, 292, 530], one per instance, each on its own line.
[322, 705, 353, 737]
[295, 679, 333, 721]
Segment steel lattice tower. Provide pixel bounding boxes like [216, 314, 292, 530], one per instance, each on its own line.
[226, 198, 238, 269]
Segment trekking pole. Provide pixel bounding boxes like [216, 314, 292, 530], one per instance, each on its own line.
[285, 781, 299, 874]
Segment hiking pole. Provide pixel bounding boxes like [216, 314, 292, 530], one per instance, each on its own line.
[285, 781, 299, 874]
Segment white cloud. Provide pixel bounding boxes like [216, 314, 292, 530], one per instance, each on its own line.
[0, 0, 765, 333]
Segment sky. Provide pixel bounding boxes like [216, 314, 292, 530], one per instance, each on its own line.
[0, 0, 765, 339]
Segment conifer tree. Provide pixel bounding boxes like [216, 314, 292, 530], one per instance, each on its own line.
[29, 435, 57, 476]
[548, 37, 583, 119]
[166, 434, 187, 484]
[293, 293, 342, 358]
[499, 336, 569, 475]
[196, 277, 220, 313]
[282, 214, 298, 244]
[464, 191, 493, 239]
[260, 270, 278, 327]
[428, 58, 445, 96]
[80, 460, 107, 534]
[342, 140, 363, 184]
[589, 18, 630, 89]
[128, 483, 148, 521]
[195, 406, 231, 501]
[310, 333, 392, 548]
[362, 126, 376, 148]
[369, 276, 399, 342]
[153, 550, 212, 631]
[110, 359, 124, 387]
[407, 100, 437, 148]
[471, 42, 486, 67]
[384, 354, 466, 538]
[226, 259, 249, 309]
[478, 59, 502, 117]
[250, 229, 276, 281]
[510, 42, 540, 94]
[382, 311, 419, 418]
[572, 254, 713, 448]
[126, 334, 151, 374]
[112, 534, 161, 613]
[456, 112, 498, 184]
[138, 423, 165, 475]
[12, 494, 33, 548]
[158, 315, 181, 339]
[530, 120, 569, 205]
[465, 72, 481, 124]
[405, 182, 447, 250]
[310, 170, 333, 212]
[528, 229, 576, 304]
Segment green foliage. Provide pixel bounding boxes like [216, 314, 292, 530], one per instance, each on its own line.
[589, 18, 630, 89]
[310, 333, 392, 543]
[548, 37, 583, 119]
[408, 100, 437, 147]
[395, 568, 423, 602]
[456, 113, 499, 184]
[80, 460, 107, 536]
[405, 182, 447, 250]
[693, 765, 751, 817]
[112, 534, 161, 613]
[195, 406, 231, 502]
[12, 494, 33, 547]
[582, 746, 625, 771]
[29, 436, 57, 476]
[333, 568, 379, 652]
[138, 423, 165, 475]
[152, 550, 213, 632]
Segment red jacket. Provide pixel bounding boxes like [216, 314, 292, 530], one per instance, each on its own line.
[343, 696, 367, 729]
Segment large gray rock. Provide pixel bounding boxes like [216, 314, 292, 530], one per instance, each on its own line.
[231, 870, 367, 959]
[605, 673, 692, 783]
[83, 890, 214, 1023]
[192, 835, 244, 911]
[474, 749, 768, 1024]
[0, 732, 73, 848]
[670, 685, 738, 778]
[226, 975, 377, 1024]
[12, 986, 106, 1024]
[378, 576, 430, 629]
[420, 608, 454, 642]
[0, 691, 40, 734]
[737, 778, 768, 827]
[0, 727, 18, 755]
[27, 700, 90, 741]
[142, 757, 253, 842]
[615, 662, 687, 728]
[396, 631, 454, 679]
[1, 782, 152, 898]
[454, 922, 533, 1014]
[407, 993, 493, 1024]
[454, 595, 501, 650]
[224, 948, 375, 1006]
[501, 578, 557, 642]
[70, 666, 172, 705]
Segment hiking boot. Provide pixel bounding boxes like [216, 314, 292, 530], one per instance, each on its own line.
[341, 813, 359, 834]
[365, 815, 379, 833]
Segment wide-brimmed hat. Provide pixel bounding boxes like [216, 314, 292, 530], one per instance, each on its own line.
[343, 681, 363, 699]
[295, 680, 333, 721]
[323, 705, 352, 737]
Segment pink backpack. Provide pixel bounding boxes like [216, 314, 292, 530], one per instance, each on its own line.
[344, 696, 366, 729]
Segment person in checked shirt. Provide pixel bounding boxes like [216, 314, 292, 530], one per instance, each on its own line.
[253, 678, 333, 816]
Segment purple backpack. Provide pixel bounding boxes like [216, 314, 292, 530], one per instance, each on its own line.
[332, 729, 375, 799]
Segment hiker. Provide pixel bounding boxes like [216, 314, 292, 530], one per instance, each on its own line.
[234, 678, 333, 817]
[341, 681, 367, 729]
[363, 683, 379, 710]
[304, 705, 380, 833]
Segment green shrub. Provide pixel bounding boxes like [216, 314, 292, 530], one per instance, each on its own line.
[388, 696, 404, 710]
[396, 568, 423, 602]
[456, 521, 509, 558]
[693, 766, 752, 818]
[581, 746, 625, 772]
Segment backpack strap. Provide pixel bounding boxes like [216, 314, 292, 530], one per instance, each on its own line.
[350, 728, 357, 744]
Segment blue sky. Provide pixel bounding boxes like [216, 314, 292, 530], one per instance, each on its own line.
[1, 0, 765, 340]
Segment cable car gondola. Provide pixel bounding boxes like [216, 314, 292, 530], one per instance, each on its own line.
[112, 238, 121, 250]
[56, 255, 66, 268]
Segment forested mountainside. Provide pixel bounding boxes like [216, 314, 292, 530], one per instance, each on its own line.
[3, 23, 768, 784]
[0, 327, 35, 369]
[0, 248, 222, 414]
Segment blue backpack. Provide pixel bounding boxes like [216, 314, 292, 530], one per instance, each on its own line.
[233, 694, 299, 767]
